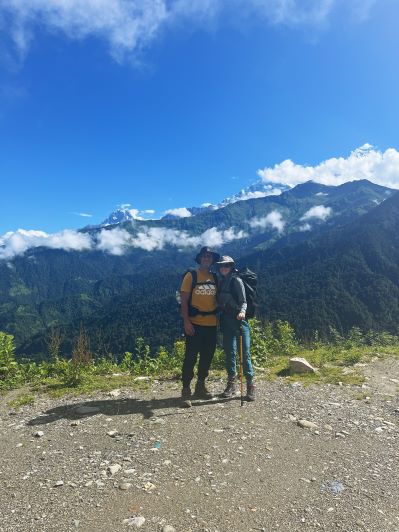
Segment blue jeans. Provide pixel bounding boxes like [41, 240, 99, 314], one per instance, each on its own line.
[220, 315, 254, 381]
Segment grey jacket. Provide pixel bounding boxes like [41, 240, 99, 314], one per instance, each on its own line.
[217, 273, 247, 316]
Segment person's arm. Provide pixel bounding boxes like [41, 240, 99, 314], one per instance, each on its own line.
[233, 277, 247, 320]
[181, 291, 195, 335]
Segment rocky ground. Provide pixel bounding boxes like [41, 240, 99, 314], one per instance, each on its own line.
[0, 359, 398, 532]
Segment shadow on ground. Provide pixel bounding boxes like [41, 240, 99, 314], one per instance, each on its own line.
[27, 395, 240, 426]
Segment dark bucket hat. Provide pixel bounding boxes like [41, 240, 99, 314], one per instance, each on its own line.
[195, 246, 220, 265]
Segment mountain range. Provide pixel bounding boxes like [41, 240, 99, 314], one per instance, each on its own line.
[99, 180, 289, 225]
[0, 178, 396, 359]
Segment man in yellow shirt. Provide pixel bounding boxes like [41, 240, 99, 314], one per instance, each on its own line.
[180, 246, 220, 401]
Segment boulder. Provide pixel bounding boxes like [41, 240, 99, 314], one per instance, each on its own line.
[289, 357, 316, 374]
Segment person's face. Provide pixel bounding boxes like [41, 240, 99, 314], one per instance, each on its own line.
[200, 252, 213, 268]
[219, 265, 232, 277]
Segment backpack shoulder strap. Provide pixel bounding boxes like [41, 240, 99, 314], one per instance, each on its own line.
[187, 268, 197, 306]
[189, 268, 197, 291]
[229, 273, 240, 302]
[212, 272, 218, 289]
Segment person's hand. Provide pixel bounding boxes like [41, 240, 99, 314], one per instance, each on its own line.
[184, 320, 195, 336]
[237, 311, 245, 321]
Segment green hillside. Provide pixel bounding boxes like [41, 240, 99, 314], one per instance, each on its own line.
[0, 180, 395, 358]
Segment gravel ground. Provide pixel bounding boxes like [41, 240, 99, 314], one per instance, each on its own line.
[0, 359, 398, 532]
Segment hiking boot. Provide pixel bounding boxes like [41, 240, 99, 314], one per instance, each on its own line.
[181, 386, 192, 408]
[181, 386, 192, 398]
[246, 381, 256, 402]
[194, 380, 213, 399]
[221, 378, 237, 398]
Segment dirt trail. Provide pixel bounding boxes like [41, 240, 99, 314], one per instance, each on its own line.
[0, 359, 398, 532]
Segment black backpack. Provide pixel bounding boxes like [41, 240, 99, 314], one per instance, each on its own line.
[176, 269, 219, 317]
[231, 267, 258, 319]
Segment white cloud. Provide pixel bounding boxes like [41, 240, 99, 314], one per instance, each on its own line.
[127, 225, 246, 251]
[127, 208, 144, 220]
[114, 204, 156, 219]
[238, 189, 282, 201]
[0, 228, 93, 260]
[299, 223, 312, 231]
[199, 227, 247, 248]
[0, 223, 247, 259]
[0, 0, 375, 63]
[96, 226, 133, 255]
[257, 144, 399, 189]
[164, 207, 192, 218]
[301, 205, 332, 221]
[1, 0, 168, 62]
[72, 212, 93, 218]
[249, 210, 285, 233]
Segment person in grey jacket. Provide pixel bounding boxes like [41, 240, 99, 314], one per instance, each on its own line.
[216, 256, 255, 401]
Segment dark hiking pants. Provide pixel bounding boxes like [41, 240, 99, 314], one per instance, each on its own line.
[181, 325, 217, 387]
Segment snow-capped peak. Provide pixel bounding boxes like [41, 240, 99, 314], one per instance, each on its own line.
[100, 205, 142, 226]
[219, 181, 289, 207]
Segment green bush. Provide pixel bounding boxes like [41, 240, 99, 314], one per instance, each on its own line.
[94, 357, 119, 375]
[274, 320, 298, 356]
[248, 318, 270, 366]
[0, 332, 19, 388]
[2, 322, 399, 393]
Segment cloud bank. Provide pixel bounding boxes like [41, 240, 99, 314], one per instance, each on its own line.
[257, 144, 399, 190]
[0, 229, 93, 260]
[301, 205, 332, 221]
[0, 225, 247, 260]
[0, 0, 374, 62]
[235, 188, 283, 202]
[164, 207, 192, 218]
[249, 210, 285, 233]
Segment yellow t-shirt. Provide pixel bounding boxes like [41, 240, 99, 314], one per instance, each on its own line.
[181, 269, 218, 326]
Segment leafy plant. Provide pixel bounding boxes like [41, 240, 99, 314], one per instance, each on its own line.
[0, 332, 19, 387]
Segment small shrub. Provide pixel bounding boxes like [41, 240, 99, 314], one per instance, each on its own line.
[248, 318, 270, 366]
[120, 351, 134, 372]
[95, 357, 119, 375]
[274, 320, 298, 356]
[0, 332, 19, 388]
[45, 327, 63, 362]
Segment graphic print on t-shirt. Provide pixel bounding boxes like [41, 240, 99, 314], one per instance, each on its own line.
[180, 270, 218, 326]
[194, 280, 217, 297]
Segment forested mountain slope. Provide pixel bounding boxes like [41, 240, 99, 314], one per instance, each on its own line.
[245, 189, 399, 338]
[0, 180, 395, 358]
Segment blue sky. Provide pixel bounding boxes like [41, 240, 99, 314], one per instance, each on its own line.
[1, 0, 399, 234]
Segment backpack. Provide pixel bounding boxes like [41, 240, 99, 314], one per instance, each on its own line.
[176, 269, 219, 317]
[231, 267, 258, 319]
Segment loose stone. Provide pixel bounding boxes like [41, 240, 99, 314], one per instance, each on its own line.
[108, 464, 122, 475]
[123, 516, 146, 528]
[297, 419, 318, 430]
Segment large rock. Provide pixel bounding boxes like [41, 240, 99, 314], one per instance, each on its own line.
[289, 357, 316, 374]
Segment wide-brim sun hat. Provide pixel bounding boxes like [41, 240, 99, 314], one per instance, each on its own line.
[216, 255, 235, 266]
[195, 246, 221, 264]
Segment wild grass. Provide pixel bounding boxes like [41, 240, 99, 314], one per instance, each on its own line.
[1, 322, 399, 400]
